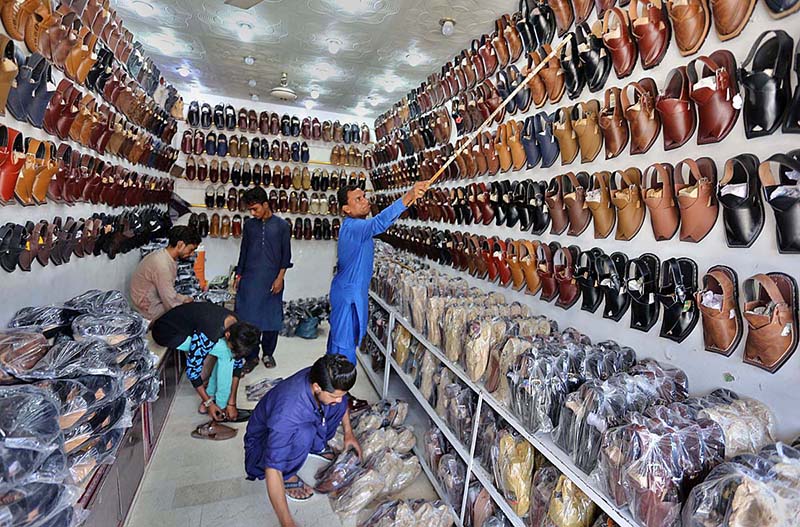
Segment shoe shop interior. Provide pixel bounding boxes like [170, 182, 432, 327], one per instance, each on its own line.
[1, 0, 799, 526]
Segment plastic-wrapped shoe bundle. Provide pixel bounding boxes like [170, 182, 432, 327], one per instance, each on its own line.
[365, 448, 421, 495]
[475, 409, 498, 470]
[548, 475, 597, 527]
[411, 499, 457, 527]
[197, 289, 232, 305]
[67, 426, 125, 484]
[697, 393, 776, 459]
[64, 289, 131, 314]
[424, 427, 448, 473]
[0, 330, 50, 384]
[443, 303, 471, 362]
[438, 454, 466, 511]
[358, 500, 417, 527]
[72, 312, 147, 346]
[404, 339, 424, 380]
[434, 368, 455, 419]
[314, 449, 362, 494]
[330, 468, 385, 518]
[358, 426, 416, 458]
[486, 337, 532, 406]
[393, 325, 412, 368]
[22, 340, 121, 380]
[410, 282, 430, 333]
[419, 351, 438, 402]
[368, 337, 385, 373]
[7, 306, 83, 338]
[118, 345, 159, 396]
[552, 359, 688, 473]
[492, 430, 535, 517]
[528, 467, 561, 527]
[464, 317, 509, 382]
[36, 375, 124, 429]
[682, 442, 800, 527]
[427, 296, 447, 347]
[63, 397, 130, 454]
[445, 383, 475, 446]
[245, 377, 284, 402]
[465, 483, 493, 527]
[371, 399, 409, 428]
[0, 481, 81, 527]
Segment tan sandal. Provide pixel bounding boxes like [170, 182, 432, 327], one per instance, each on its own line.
[190, 421, 237, 441]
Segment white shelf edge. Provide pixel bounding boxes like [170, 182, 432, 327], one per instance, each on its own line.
[370, 290, 641, 527]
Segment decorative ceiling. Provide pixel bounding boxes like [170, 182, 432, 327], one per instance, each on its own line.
[112, 0, 512, 118]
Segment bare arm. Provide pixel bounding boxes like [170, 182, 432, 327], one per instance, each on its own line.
[340, 406, 362, 458]
[266, 469, 297, 527]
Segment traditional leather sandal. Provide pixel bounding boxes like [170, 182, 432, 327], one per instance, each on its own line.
[696, 265, 743, 356]
[191, 421, 237, 441]
[545, 174, 570, 234]
[598, 252, 632, 321]
[717, 153, 764, 248]
[657, 257, 700, 342]
[674, 157, 718, 243]
[575, 247, 605, 312]
[742, 272, 799, 373]
[758, 151, 800, 254]
[586, 170, 616, 238]
[554, 245, 581, 309]
[536, 241, 560, 302]
[626, 253, 661, 331]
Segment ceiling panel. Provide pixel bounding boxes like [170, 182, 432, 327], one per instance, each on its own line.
[113, 0, 512, 117]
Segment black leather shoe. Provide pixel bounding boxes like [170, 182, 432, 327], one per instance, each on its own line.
[231, 162, 242, 186]
[200, 103, 212, 128]
[759, 150, 800, 253]
[784, 40, 800, 133]
[281, 114, 291, 136]
[225, 105, 236, 130]
[187, 101, 199, 126]
[214, 103, 225, 129]
[291, 116, 301, 137]
[322, 219, 331, 240]
[293, 218, 303, 239]
[718, 154, 764, 248]
[504, 181, 520, 228]
[626, 253, 661, 332]
[198, 213, 210, 238]
[657, 257, 700, 342]
[576, 23, 611, 93]
[561, 33, 585, 99]
[740, 30, 793, 138]
[597, 252, 631, 321]
[291, 142, 300, 162]
[576, 247, 605, 313]
[303, 218, 313, 240]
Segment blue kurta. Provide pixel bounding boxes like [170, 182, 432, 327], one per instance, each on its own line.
[243, 367, 347, 481]
[327, 198, 407, 363]
[235, 215, 292, 332]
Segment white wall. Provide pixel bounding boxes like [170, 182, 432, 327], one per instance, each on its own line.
[383, 8, 800, 439]
[172, 93, 366, 300]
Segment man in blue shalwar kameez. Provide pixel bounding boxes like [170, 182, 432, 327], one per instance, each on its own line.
[326, 181, 426, 365]
[244, 354, 361, 527]
[235, 187, 293, 372]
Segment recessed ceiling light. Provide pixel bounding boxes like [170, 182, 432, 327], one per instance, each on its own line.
[367, 95, 382, 107]
[304, 100, 316, 110]
[352, 105, 370, 116]
[310, 88, 320, 99]
[176, 66, 191, 77]
[250, 93, 259, 101]
[405, 51, 428, 67]
[439, 18, 456, 37]
[130, 0, 155, 17]
[248, 79, 257, 88]
[327, 38, 342, 55]
[243, 55, 256, 65]
[308, 62, 340, 81]
[333, 0, 373, 15]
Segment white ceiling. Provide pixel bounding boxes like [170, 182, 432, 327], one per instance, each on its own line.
[113, 0, 511, 118]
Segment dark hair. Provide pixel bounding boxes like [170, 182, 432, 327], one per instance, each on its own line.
[226, 321, 261, 358]
[242, 187, 269, 207]
[309, 354, 357, 392]
[168, 225, 201, 247]
[337, 184, 360, 212]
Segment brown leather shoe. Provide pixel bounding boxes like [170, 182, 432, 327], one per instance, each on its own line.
[622, 77, 661, 155]
[674, 157, 718, 242]
[220, 215, 231, 239]
[697, 265, 742, 356]
[629, 0, 671, 69]
[598, 7, 638, 78]
[232, 215, 242, 238]
[495, 124, 512, 171]
[599, 87, 629, 159]
[610, 167, 646, 241]
[546, 175, 570, 234]
[643, 162, 680, 241]
[537, 45, 566, 104]
[666, 0, 710, 55]
[523, 52, 548, 108]
[574, 0, 595, 24]
[553, 106, 579, 165]
[551, 0, 575, 36]
[506, 120, 526, 170]
[743, 272, 799, 373]
[711, 0, 756, 42]
[688, 50, 740, 145]
[571, 100, 602, 163]
[656, 66, 696, 151]
[586, 170, 616, 238]
[210, 213, 220, 238]
[563, 171, 592, 236]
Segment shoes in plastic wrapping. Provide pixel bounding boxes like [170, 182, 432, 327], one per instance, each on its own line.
[464, 317, 509, 382]
[434, 368, 455, 419]
[0, 445, 67, 491]
[486, 337, 532, 405]
[330, 468, 385, 517]
[427, 297, 447, 346]
[492, 430, 535, 517]
[393, 325, 412, 367]
[590, 513, 616, 527]
[437, 454, 466, 512]
[314, 449, 362, 494]
[424, 427, 448, 474]
[445, 383, 475, 446]
[682, 442, 800, 527]
[7, 307, 83, 338]
[0, 331, 50, 384]
[410, 282, 430, 333]
[64, 290, 131, 314]
[0, 386, 62, 451]
[67, 427, 125, 484]
[23, 340, 121, 379]
[72, 312, 147, 346]
[475, 409, 498, 470]
[466, 483, 495, 527]
[419, 351, 438, 402]
[358, 500, 417, 527]
[245, 377, 284, 402]
[358, 426, 415, 458]
[411, 499, 457, 527]
[443, 303, 472, 362]
[364, 448, 421, 495]
[0, 481, 80, 527]
[36, 374, 124, 429]
[118, 344, 159, 395]
[63, 396, 130, 454]
[547, 475, 597, 527]
[529, 467, 561, 527]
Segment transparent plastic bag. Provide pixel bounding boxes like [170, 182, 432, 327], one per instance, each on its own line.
[7, 306, 82, 338]
[548, 475, 597, 527]
[444, 305, 470, 363]
[391, 426, 416, 454]
[438, 454, 466, 510]
[489, 337, 532, 406]
[427, 297, 447, 346]
[35, 375, 124, 430]
[24, 340, 121, 380]
[354, 412, 384, 437]
[359, 428, 390, 459]
[471, 486, 495, 527]
[0, 481, 80, 527]
[410, 283, 429, 333]
[63, 396, 131, 454]
[67, 426, 125, 484]
[420, 351, 438, 402]
[435, 368, 454, 419]
[493, 431, 534, 517]
[394, 325, 412, 367]
[0, 386, 61, 451]
[0, 444, 67, 491]
[698, 396, 775, 459]
[314, 449, 362, 494]
[424, 427, 447, 473]
[446, 384, 474, 446]
[331, 468, 385, 517]
[412, 499, 457, 527]
[358, 500, 417, 527]
[245, 377, 284, 402]
[64, 289, 131, 314]
[0, 330, 50, 384]
[529, 467, 561, 527]
[464, 318, 495, 382]
[370, 399, 409, 428]
[391, 454, 421, 494]
[72, 312, 146, 346]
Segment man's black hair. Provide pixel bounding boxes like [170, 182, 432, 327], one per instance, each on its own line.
[243, 186, 269, 207]
[309, 354, 357, 392]
[226, 321, 261, 359]
[168, 225, 201, 247]
[337, 184, 360, 212]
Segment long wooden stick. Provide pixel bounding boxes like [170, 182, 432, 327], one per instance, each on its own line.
[422, 34, 573, 190]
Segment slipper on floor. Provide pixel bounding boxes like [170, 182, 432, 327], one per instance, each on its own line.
[225, 408, 252, 423]
[190, 422, 237, 441]
[284, 477, 313, 502]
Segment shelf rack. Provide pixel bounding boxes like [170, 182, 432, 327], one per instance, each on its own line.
[367, 290, 641, 527]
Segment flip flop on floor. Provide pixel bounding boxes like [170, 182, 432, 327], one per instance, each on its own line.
[190, 422, 237, 441]
[284, 477, 313, 502]
[308, 447, 336, 462]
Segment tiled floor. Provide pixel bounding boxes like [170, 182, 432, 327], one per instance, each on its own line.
[125, 327, 434, 527]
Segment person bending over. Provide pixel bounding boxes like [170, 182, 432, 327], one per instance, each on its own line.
[151, 302, 261, 439]
[130, 225, 200, 321]
[244, 355, 362, 526]
[235, 186, 293, 372]
[327, 182, 426, 364]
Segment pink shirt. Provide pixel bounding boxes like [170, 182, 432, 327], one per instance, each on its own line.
[130, 249, 189, 320]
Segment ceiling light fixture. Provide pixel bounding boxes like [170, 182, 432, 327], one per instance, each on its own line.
[310, 88, 320, 99]
[333, 0, 372, 15]
[247, 79, 257, 87]
[308, 62, 339, 81]
[176, 66, 191, 77]
[243, 55, 256, 65]
[270, 72, 297, 101]
[250, 93, 259, 101]
[439, 18, 456, 37]
[238, 21, 255, 41]
[367, 95, 381, 107]
[304, 100, 316, 110]
[352, 105, 370, 117]
[405, 51, 426, 67]
[130, 0, 155, 17]
[327, 38, 342, 55]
